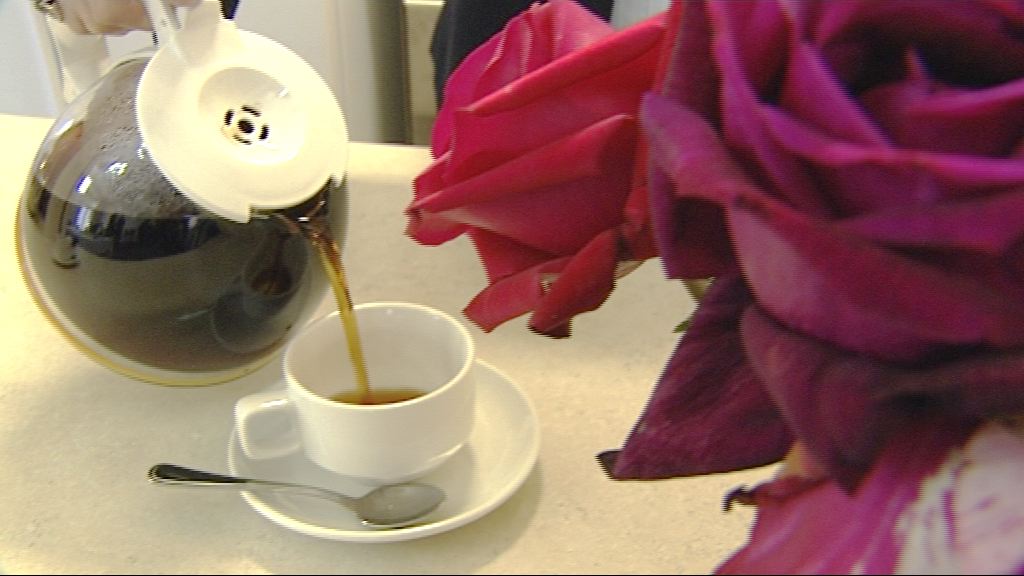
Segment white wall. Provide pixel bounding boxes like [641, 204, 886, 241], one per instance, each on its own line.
[611, 0, 671, 28]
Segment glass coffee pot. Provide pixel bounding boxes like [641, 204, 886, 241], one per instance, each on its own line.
[15, 0, 349, 386]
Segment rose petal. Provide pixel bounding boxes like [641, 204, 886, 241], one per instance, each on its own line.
[642, 93, 758, 205]
[458, 200, 640, 339]
[863, 70, 1024, 157]
[647, 164, 733, 279]
[432, 0, 615, 156]
[717, 419, 1024, 575]
[659, 0, 719, 122]
[889, 349, 1024, 421]
[707, 0, 789, 98]
[838, 189, 1024, 254]
[409, 115, 638, 255]
[782, 42, 890, 146]
[739, 305, 912, 488]
[716, 417, 981, 575]
[463, 255, 570, 333]
[443, 12, 666, 182]
[728, 192, 1024, 361]
[406, 153, 468, 246]
[812, 0, 1024, 90]
[743, 301, 1024, 488]
[641, 92, 750, 278]
[599, 273, 792, 479]
[467, 227, 556, 282]
[527, 228, 619, 336]
[709, 6, 833, 216]
[761, 107, 1024, 214]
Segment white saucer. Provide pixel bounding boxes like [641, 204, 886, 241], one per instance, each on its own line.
[226, 359, 540, 543]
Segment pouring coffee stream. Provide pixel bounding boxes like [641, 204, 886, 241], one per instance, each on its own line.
[273, 204, 373, 402]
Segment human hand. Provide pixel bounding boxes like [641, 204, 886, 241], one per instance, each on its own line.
[39, 0, 200, 35]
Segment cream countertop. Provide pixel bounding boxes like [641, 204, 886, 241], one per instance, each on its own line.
[0, 113, 774, 575]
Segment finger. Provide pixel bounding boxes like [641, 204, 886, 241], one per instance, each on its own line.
[57, 0, 146, 34]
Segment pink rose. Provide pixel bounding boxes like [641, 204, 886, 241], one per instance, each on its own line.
[604, 0, 1024, 486]
[406, 0, 675, 336]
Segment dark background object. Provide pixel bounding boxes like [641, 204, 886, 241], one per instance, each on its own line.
[220, 0, 240, 19]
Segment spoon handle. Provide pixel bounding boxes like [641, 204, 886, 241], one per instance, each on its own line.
[150, 463, 247, 485]
[148, 463, 354, 504]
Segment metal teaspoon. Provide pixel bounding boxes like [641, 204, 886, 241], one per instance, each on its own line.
[148, 463, 446, 529]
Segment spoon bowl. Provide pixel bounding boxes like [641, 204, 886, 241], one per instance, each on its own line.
[148, 463, 445, 529]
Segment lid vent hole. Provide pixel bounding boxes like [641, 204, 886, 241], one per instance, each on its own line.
[222, 105, 271, 147]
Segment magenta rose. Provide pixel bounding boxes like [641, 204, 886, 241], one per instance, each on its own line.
[406, 0, 674, 337]
[597, 0, 1024, 570]
[603, 0, 1024, 485]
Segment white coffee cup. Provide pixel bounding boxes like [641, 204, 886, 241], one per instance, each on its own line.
[234, 302, 476, 484]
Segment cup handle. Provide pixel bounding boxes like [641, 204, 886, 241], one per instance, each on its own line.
[234, 390, 301, 460]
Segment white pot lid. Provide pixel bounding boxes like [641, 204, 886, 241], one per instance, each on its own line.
[136, 0, 348, 222]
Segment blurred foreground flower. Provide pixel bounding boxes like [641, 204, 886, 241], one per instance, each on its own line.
[602, 0, 1024, 486]
[409, 0, 1024, 572]
[719, 417, 1024, 574]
